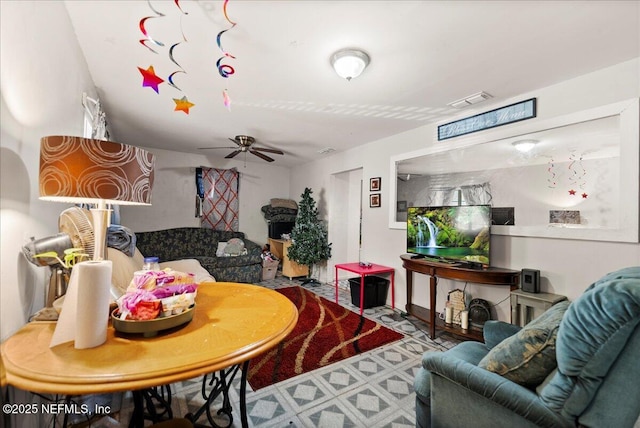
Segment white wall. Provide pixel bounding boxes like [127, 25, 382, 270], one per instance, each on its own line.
[119, 147, 291, 246]
[0, 1, 100, 340]
[293, 58, 640, 322]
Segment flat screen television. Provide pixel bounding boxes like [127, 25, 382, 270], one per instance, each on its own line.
[406, 205, 491, 267]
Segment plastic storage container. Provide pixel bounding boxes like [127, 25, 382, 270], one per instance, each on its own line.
[348, 276, 389, 309]
[143, 256, 160, 271]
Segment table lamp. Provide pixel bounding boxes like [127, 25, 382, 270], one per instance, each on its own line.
[39, 135, 155, 260]
[40, 135, 154, 348]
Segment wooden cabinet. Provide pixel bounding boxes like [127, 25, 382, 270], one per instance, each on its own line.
[268, 238, 308, 279]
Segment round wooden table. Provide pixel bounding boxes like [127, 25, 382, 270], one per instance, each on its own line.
[1, 282, 298, 426]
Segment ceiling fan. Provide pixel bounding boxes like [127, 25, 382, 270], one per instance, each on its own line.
[198, 135, 284, 162]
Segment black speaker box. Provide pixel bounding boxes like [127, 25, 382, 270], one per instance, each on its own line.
[521, 269, 540, 293]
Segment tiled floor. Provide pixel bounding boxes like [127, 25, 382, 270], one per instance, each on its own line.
[87, 274, 461, 427]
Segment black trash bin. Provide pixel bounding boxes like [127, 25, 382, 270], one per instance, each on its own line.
[348, 276, 389, 309]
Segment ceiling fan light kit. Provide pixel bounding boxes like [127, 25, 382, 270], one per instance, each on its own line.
[199, 135, 284, 162]
[331, 48, 370, 81]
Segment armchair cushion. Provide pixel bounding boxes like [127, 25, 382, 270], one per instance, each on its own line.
[540, 267, 640, 420]
[478, 300, 569, 386]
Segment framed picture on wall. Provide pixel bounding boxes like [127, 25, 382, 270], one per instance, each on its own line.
[370, 177, 381, 192]
[370, 193, 381, 208]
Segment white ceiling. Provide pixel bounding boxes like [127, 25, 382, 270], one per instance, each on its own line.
[63, 1, 639, 168]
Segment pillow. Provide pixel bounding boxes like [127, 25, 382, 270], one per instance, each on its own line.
[223, 238, 245, 256]
[270, 198, 298, 210]
[158, 259, 215, 283]
[478, 301, 570, 386]
[216, 242, 227, 257]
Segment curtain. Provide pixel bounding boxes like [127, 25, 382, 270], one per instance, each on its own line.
[426, 187, 457, 206]
[426, 182, 492, 206]
[200, 167, 239, 231]
[460, 183, 493, 205]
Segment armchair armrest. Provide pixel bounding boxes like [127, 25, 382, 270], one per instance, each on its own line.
[483, 320, 522, 349]
[422, 353, 571, 427]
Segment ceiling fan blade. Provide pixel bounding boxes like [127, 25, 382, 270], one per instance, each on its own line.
[198, 146, 237, 150]
[252, 147, 284, 155]
[225, 150, 242, 159]
[228, 138, 241, 147]
[250, 150, 275, 162]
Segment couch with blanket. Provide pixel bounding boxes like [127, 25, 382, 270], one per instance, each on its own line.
[107, 247, 215, 298]
[134, 227, 263, 284]
[414, 266, 640, 428]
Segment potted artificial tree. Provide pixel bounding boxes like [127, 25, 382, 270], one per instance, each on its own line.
[287, 187, 332, 286]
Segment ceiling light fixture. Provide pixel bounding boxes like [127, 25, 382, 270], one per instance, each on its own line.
[331, 48, 370, 81]
[512, 139, 538, 153]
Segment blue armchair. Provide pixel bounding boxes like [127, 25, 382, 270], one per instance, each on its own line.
[414, 267, 640, 428]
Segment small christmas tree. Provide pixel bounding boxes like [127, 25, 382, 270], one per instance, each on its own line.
[288, 187, 332, 285]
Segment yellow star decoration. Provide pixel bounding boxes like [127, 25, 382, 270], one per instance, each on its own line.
[173, 96, 195, 114]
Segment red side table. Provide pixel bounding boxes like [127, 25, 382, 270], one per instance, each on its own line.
[334, 263, 395, 315]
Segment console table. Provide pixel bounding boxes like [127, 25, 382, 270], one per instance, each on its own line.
[400, 255, 520, 341]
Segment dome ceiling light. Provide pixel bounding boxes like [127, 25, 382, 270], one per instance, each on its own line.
[512, 139, 539, 153]
[331, 48, 370, 81]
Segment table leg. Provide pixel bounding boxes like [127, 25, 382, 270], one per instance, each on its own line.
[390, 271, 395, 310]
[510, 294, 518, 325]
[359, 275, 365, 315]
[335, 266, 339, 304]
[405, 269, 413, 311]
[520, 305, 528, 327]
[129, 391, 144, 428]
[239, 361, 249, 428]
[429, 276, 437, 339]
[185, 365, 243, 428]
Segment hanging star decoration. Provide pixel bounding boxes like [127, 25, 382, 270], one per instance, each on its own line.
[138, 65, 164, 93]
[569, 189, 576, 196]
[173, 96, 195, 114]
[582, 192, 588, 199]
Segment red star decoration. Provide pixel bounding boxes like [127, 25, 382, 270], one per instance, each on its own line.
[138, 65, 164, 93]
[174, 96, 195, 114]
[568, 189, 576, 195]
[582, 193, 588, 198]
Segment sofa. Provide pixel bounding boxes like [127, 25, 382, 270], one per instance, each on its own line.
[134, 227, 264, 284]
[414, 266, 640, 428]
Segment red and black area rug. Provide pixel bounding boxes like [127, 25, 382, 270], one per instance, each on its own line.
[247, 286, 404, 390]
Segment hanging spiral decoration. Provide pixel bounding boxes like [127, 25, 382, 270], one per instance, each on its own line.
[547, 157, 557, 188]
[167, 0, 189, 91]
[139, 0, 166, 54]
[216, 0, 237, 78]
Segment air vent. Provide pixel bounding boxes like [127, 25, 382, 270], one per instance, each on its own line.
[318, 147, 336, 154]
[447, 91, 493, 109]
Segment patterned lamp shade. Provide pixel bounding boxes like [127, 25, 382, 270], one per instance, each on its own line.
[39, 135, 155, 205]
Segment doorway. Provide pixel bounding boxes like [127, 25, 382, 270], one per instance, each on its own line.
[329, 168, 363, 277]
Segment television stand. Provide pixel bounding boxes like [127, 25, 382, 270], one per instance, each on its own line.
[400, 254, 520, 341]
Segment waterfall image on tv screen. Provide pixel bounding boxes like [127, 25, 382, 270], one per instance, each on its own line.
[406, 205, 491, 265]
